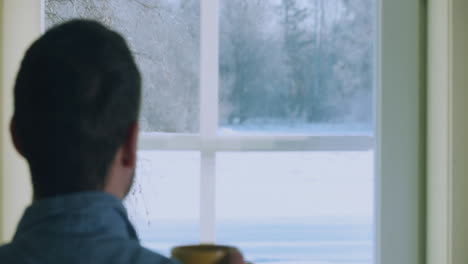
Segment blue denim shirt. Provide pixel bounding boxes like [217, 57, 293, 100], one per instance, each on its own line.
[0, 191, 176, 264]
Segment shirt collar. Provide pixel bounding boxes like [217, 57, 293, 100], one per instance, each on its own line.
[14, 191, 138, 240]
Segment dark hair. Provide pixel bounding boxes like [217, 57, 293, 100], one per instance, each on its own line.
[13, 19, 141, 198]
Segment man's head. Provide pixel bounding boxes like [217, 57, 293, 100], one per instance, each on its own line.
[11, 20, 141, 200]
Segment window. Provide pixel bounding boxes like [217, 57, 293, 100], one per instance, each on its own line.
[45, 1, 376, 263]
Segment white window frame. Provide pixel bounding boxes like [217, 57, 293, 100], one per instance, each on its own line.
[0, 1, 426, 264]
[377, 1, 425, 264]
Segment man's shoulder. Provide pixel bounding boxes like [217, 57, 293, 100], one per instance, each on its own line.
[89, 238, 177, 264]
[131, 242, 176, 263]
[0, 242, 25, 264]
[0, 242, 15, 255]
[137, 245, 179, 264]
[81, 238, 174, 264]
[0, 238, 178, 264]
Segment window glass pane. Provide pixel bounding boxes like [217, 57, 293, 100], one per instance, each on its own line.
[216, 151, 373, 264]
[219, 0, 375, 135]
[124, 151, 200, 256]
[45, 0, 200, 133]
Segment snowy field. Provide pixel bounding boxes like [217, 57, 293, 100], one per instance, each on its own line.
[219, 122, 372, 136]
[124, 147, 374, 264]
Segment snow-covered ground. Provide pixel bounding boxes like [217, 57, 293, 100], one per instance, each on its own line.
[124, 148, 374, 264]
[219, 122, 372, 136]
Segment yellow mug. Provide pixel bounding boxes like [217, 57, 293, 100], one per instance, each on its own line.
[171, 244, 245, 264]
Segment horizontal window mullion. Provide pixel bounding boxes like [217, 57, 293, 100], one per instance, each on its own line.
[138, 133, 201, 150]
[207, 135, 374, 151]
[138, 134, 374, 151]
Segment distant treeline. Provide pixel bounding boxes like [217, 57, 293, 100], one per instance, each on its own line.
[46, 0, 374, 132]
[220, 0, 375, 126]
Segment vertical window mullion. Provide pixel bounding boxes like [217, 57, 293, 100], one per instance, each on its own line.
[199, 0, 219, 243]
[200, 152, 216, 243]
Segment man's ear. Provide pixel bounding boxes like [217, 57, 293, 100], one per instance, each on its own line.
[122, 122, 138, 168]
[10, 118, 25, 157]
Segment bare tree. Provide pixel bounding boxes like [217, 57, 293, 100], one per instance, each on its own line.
[219, 0, 269, 125]
[46, 0, 200, 133]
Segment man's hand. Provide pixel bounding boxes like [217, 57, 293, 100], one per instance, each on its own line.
[217, 250, 245, 264]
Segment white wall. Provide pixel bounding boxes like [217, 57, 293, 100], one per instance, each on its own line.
[0, 0, 4, 242]
[0, 0, 42, 242]
[451, 2, 468, 263]
[428, 0, 468, 263]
